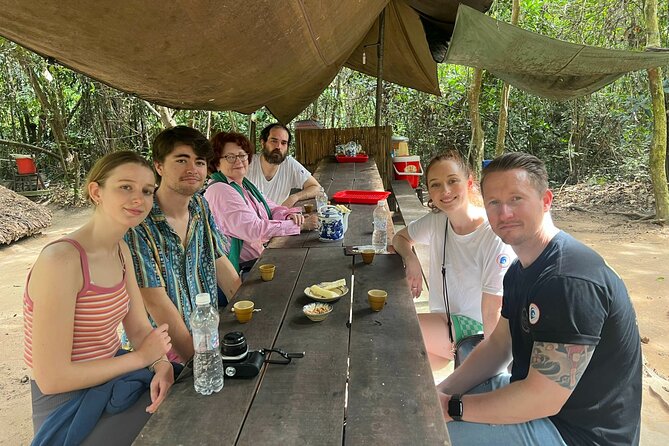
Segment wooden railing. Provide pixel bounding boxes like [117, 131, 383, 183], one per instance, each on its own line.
[294, 125, 393, 190]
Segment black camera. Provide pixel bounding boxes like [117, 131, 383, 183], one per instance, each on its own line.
[220, 331, 305, 379]
[221, 331, 264, 378]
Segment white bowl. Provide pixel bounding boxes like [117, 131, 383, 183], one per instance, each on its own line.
[304, 285, 348, 302]
[303, 303, 333, 322]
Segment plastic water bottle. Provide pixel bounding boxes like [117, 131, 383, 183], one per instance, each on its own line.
[316, 186, 328, 211]
[372, 199, 389, 253]
[190, 293, 224, 395]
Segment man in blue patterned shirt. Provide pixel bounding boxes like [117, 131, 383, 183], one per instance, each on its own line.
[126, 126, 241, 363]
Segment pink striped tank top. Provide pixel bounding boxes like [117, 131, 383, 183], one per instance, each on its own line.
[23, 238, 130, 367]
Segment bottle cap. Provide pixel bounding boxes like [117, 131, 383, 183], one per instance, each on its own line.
[377, 199, 386, 206]
[195, 293, 211, 306]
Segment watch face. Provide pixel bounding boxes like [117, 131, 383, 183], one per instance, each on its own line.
[448, 395, 463, 419]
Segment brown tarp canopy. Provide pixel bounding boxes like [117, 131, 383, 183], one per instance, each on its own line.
[0, 1, 668, 123]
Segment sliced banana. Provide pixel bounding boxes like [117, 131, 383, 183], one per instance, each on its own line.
[320, 278, 346, 290]
[310, 284, 338, 298]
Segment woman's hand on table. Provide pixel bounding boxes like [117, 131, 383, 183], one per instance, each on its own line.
[404, 257, 423, 298]
[288, 212, 305, 227]
[146, 359, 174, 413]
[299, 213, 319, 231]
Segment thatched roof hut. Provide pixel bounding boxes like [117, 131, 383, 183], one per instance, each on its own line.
[0, 185, 52, 245]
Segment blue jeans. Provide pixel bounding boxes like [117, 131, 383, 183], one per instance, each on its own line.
[447, 374, 567, 446]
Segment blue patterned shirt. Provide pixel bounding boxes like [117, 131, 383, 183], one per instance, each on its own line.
[125, 193, 230, 331]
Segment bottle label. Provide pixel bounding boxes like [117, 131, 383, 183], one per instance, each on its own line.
[193, 330, 220, 353]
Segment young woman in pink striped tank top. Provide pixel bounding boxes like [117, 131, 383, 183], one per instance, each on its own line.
[24, 151, 174, 443]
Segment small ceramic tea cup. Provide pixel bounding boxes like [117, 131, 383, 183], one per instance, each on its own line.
[361, 249, 375, 264]
[259, 264, 276, 281]
[367, 289, 387, 312]
[233, 300, 255, 323]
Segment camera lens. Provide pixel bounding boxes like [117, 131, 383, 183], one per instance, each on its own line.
[222, 331, 248, 358]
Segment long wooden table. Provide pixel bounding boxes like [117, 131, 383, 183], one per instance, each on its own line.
[135, 158, 450, 445]
[268, 157, 392, 249]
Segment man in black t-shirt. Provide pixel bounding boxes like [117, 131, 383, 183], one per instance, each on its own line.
[438, 152, 641, 445]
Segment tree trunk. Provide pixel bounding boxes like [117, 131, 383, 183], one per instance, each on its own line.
[494, 0, 519, 156]
[566, 98, 585, 183]
[14, 49, 70, 178]
[665, 94, 668, 182]
[248, 114, 256, 150]
[158, 106, 176, 128]
[311, 99, 318, 121]
[72, 150, 81, 201]
[645, 0, 669, 221]
[144, 101, 176, 128]
[495, 82, 510, 157]
[469, 68, 485, 179]
[374, 8, 386, 129]
[331, 73, 341, 128]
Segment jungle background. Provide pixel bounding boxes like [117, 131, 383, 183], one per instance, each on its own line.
[1, 0, 669, 444]
[0, 0, 667, 200]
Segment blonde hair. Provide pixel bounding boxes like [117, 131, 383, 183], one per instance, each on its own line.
[85, 151, 154, 204]
[425, 150, 482, 212]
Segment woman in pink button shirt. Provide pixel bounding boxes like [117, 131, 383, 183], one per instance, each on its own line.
[204, 132, 318, 273]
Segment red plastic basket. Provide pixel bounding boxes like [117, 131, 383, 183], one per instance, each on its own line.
[331, 190, 391, 204]
[335, 154, 369, 163]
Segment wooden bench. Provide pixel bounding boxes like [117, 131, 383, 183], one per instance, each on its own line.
[390, 180, 427, 228]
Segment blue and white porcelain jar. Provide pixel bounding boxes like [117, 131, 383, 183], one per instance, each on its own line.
[317, 205, 345, 242]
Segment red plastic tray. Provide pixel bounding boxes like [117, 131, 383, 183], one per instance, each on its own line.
[335, 154, 369, 163]
[331, 190, 391, 204]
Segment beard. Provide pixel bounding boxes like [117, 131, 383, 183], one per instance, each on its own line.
[262, 146, 286, 165]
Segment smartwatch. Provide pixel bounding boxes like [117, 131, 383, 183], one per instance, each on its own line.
[448, 394, 463, 421]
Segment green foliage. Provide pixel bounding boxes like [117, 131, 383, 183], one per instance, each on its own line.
[1, 0, 667, 194]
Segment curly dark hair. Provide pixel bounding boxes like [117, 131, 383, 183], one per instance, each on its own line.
[208, 131, 254, 174]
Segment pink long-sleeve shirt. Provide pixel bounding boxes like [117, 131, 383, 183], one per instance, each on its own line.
[204, 180, 301, 263]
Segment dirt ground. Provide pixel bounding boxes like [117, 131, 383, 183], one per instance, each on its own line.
[0, 204, 668, 445]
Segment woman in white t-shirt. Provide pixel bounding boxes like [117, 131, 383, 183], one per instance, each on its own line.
[393, 150, 515, 369]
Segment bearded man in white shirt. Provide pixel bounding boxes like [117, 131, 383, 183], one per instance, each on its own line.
[246, 123, 321, 208]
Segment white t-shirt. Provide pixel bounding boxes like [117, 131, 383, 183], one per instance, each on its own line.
[407, 211, 516, 322]
[247, 155, 312, 205]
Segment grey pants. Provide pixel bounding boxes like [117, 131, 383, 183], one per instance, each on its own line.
[31, 380, 152, 445]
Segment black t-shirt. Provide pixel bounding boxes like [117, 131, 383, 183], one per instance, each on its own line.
[502, 231, 641, 445]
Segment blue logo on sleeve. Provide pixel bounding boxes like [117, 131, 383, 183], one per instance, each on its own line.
[496, 254, 510, 268]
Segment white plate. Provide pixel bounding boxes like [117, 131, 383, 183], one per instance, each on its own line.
[304, 284, 349, 302]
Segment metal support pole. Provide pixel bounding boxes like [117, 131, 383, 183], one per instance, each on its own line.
[374, 8, 386, 128]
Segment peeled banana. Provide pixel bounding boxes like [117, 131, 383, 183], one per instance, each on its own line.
[310, 284, 338, 298]
[334, 204, 351, 214]
[320, 278, 346, 290]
